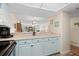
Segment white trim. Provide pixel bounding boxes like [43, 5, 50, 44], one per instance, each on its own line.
[71, 44, 79, 47]
[60, 50, 70, 55]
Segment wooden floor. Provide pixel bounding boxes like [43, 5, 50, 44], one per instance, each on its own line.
[61, 45, 79, 56]
[52, 45, 79, 56]
[70, 45, 79, 56]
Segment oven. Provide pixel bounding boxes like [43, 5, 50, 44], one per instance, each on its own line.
[0, 40, 16, 56]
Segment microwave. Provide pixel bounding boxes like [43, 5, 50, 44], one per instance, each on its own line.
[0, 25, 12, 38]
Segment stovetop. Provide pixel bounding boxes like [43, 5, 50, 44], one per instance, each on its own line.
[0, 35, 13, 39]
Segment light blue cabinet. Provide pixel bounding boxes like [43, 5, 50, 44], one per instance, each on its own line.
[17, 40, 32, 56]
[39, 38, 50, 55]
[15, 37, 59, 56]
[15, 41, 19, 56]
[19, 44, 31, 56]
[39, 37, 59, 55]
[31, 43, 43, 56]
[47, 37, 59, 55]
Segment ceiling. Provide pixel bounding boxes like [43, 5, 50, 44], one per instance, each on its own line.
[62, 3, 79, 17]
[7, 3, 70, 18]
[20, 3, 69, 12]
[8, 3, 55, 18]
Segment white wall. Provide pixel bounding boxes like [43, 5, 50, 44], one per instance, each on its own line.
[0, 4, 7, 25]
[70, 17, 79, 47]
[60, 12, 70, 54]
[50, 11, 70, 54]
[48, 13, 62, 34]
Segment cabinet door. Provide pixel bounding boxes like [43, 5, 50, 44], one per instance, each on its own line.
[41, 41, 53, 55]
[51, 38, 59, 53]
[31, 43, 43, 56]
[40, 38, 59, 56]
[17, 40, 32, 56]
[48, 38, 59, 54]
[15, 41, 19, 56]
[39, 38, 50, 56]
[19, 44, 31, 56]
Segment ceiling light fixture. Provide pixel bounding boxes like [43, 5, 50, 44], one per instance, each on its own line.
[39, 3, 44, 9]
[32, 3, 44, 26]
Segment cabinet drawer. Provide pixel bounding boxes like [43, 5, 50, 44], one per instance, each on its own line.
[18, 40, 32, 45]
[38, 38, 49, 42]
[32, 39, 40, 43]
[48, 37, 58, 41]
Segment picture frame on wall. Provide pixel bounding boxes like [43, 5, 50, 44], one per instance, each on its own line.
[50, 19, 53, 24]
[54, 21, 59, 27]
[74, 23, 79, 27]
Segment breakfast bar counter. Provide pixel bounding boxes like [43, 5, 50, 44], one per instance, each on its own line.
[0, 32, 60, 41]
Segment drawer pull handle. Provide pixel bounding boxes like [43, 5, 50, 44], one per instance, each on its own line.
[31, 45, 34, 47]
[52, 42, 55, 44]
[48, 39, 50, 41]
[37, 40, 39, 42]
[24, 42, 26, 44]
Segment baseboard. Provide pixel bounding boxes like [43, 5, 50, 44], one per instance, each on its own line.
[71, 44, 79, 47]
[48, 52, 60, 56]
[60, 50, 70, 55]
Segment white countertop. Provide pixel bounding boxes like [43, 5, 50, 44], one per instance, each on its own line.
[0, 32, 60, 41]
